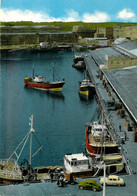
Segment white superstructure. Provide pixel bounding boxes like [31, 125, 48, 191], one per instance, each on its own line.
[64, 153, 90, 173]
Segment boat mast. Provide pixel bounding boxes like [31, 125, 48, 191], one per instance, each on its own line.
[29, 115, 35, 166]
[53, 66, 55, 82]
[32, 68, 35, 78]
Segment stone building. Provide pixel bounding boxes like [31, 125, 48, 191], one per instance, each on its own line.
[72, 25, 95, 38]
[113, 26, 137, 41]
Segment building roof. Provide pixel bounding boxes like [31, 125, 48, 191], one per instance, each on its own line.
[114, 37, 128, 45]
[65, 153, 88, 161]
[116, 41, 137, 56]
[90, 47, 125, 65]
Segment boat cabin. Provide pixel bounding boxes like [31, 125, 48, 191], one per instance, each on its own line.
[80, 79, 94, 87]
[64, 153, 90, 173]
[33, 76, 45, 83]
[87, 122, 107, 137]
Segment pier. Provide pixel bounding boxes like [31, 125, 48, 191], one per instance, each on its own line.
[83, 45, 137, 194]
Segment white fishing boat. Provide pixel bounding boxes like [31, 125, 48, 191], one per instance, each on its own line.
[64, 153, 93, 182]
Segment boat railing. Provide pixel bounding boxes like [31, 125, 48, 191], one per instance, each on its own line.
[0, 158, 22, 179]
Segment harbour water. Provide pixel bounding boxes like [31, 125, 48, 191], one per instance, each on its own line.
[0, 50, 98, 168]
[1, 50, 137, 196]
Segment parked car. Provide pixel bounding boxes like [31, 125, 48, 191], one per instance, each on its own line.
[100, 175, 125, 186]
[78, 179, 102, 191]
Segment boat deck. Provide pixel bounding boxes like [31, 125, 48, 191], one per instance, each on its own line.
[0, 160, 22, 181]
[88, 133, 116, 147]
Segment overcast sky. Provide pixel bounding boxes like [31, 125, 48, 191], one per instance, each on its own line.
[0, 0, 137, 22]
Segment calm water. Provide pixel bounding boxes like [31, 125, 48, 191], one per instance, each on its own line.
[0, 50, 98, 168]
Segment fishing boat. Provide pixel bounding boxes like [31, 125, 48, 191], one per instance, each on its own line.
[24, 70, 65, 92]
[72, 61, 85, 69]
[85, 121, 118, 158]
[0, 115, 43, 184]
[79, 79, 95, 99]
[64, 152, 124, 182]
[73, 54, 84, 64]
[64, 153, 93, 182]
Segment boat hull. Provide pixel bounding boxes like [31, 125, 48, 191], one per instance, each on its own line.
[24, 79, 65, 92]
[79, 86, 95, 99]
[85, 128, 118, 157]
[0, 177, 23, 185]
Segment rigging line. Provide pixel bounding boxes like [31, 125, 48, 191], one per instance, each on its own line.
[31, 146, 43, 159]
[7, 132, 30, 163]
[34, 132, 43, 147]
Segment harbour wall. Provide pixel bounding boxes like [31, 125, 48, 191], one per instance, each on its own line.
[0, 33, 78, 49]
[1, 25, 137, 49]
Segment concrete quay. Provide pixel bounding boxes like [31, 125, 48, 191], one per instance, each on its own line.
[83, 47, 137, 195]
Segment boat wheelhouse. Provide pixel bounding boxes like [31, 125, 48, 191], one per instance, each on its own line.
[64, 153, 92, 181]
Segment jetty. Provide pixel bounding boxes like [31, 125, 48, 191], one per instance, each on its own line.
[82, 41, 137, 194]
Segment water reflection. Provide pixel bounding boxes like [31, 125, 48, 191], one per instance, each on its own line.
[24, 86, 65, 101]
[46, 91, 65, 100]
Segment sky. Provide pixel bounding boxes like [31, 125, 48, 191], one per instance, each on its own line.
[0, 0, 137, 22]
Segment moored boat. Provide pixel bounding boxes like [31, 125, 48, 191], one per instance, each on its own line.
[79, 79, 95, 99]
[24, 71, 65, 92]
[85, 121, 118, 157]
[0, 115, 43, 185]
[72, 61, 85, 69]
[73, 54, 84, 64]
[57, 45, 71, 50]
[64, 153, 93, 182]
[64, 152, 125, 182]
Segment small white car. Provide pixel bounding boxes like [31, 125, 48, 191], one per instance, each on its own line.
[100, 175, 125, 186]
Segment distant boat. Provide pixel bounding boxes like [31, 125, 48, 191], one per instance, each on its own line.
[85, 121, 118, 157]
[79, 79, 95, 99]
[72, 61, 85, 69]
[57, 45, 71, 50]
[73, 54, 84, 64]
[24, 69, 65, 92]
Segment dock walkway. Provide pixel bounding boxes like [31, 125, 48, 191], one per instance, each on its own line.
[84, 47, 137, 195]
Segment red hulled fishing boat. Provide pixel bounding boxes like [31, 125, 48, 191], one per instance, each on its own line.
[85, 122, 118, 157]
[24, 70, 65, 92]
